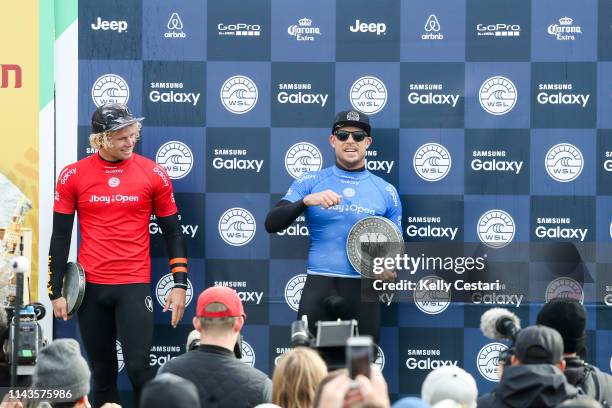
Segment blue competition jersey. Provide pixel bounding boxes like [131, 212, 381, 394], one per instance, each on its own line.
[282, 165, 402, 278]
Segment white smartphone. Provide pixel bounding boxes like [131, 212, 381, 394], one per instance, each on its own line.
[346, 336, 373, 379]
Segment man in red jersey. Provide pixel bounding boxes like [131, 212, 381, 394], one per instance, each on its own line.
[47, 103, 188, 408]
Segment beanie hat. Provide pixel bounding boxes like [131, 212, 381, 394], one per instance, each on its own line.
[141, 373, 200, 408]
[421, 366, 478, 408]
[32, 339, 90, 399]
[537, 298, 586, 354]
[392, 397, 432, 408]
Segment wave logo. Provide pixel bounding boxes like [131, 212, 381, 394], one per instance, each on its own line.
[477, 343, 507, 382]
[240, 340, 256, 367]
[218, 207, 256, 246]
[91, 74, 129, 107]
[374, 346, 385, 372]
[284, 274, 307, 312]
[350, 76, 387, 115]
[545, 277, 584, 304]
[477, 209, 515, 249]
[155, 273, 194, 310]
[479, 76, 517, 115]
[545, 143, 583, 183]
[116, 341, 125, 372]
[413, 143, 452, 182]
[108, 177, 120, 188]
[285, 142, 323, 179]
[413, 276, 451, 315]
[156, 141, 194, 180]
[220, 75, 258, 114]
[145, 296, 153, 312]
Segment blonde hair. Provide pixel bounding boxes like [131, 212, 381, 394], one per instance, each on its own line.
[89, 122, 141, 151]
[272, 347, 328, 408]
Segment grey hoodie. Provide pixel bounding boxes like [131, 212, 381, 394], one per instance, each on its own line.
[477, 364, 583, 408]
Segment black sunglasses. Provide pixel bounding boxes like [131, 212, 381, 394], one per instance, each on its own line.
[334, 130, 369, 142]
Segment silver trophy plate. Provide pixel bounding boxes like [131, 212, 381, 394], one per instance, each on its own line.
[346, 216, 404, 278]
[63, 262, 86, 316]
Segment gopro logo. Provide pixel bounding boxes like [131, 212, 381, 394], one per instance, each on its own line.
[349, 20, 386, 35]
[91, 17, 128, 33]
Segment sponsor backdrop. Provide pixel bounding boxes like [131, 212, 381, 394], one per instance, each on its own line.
[75, 0, 612, 402]
[0, 2, 41, 297]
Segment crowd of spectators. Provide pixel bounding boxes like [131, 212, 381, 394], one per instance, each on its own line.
[1, 292, 610, 408]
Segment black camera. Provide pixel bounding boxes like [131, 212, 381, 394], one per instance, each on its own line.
[2, 304, 46, 366]
[290, 315, 364, 369]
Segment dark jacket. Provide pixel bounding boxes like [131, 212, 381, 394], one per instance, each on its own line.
[564, 357, 612, 407]
[477, 364, 582, 408]
[158, 344, 272, 408]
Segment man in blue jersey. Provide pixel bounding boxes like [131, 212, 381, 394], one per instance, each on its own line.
[265, 110, 402, 343]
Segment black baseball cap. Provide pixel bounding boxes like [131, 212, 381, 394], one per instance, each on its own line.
[91, 103, 144, 133]
[515, 325, 564, 365]
[332, 110, 371, 136]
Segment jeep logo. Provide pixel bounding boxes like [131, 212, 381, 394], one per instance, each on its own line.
[91, 17, 128, 33]
[349, 20, 386, 35]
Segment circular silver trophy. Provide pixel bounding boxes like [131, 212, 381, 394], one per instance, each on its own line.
[63, 262, 86, 316]
[346, 216, 404, 278]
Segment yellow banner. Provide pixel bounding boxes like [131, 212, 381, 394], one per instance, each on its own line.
[0, 2, 39, 298]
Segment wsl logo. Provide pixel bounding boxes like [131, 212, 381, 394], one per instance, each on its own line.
[545, 143, 583, 183]
[343, 187, 355, 198]
[165, 12, 186, 38]
[477, 210, 515, 249]
[240, 340, 256, 367]
[107, 177, 120, 188]
[413, 276, 451, 315]
[156, 141, 194, 180]
[374, 346, 385, 371]
[479, 76, 517, 115]
[91, 74, 129, 107]
[155, 273, 194, 310]
[220, 75, 258, 114]
[346, 110, 360, 121]
[545, 277, 584, 304]
[350, 76, 387, 115]
[285, 142, 323, 179]
[116, 341, 125, 372]
[218, 207, 256, 246]
[477, 343, 508, 382]
[422, 15, 443, 40]
[413, 143, 451, 182]
[284, 274, 307, 312]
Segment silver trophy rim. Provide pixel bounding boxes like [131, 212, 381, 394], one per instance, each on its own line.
[346, 216, 404, 276]
[64, 261, 86, 316]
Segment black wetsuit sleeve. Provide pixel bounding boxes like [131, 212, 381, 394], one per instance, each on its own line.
[47, 212, 75, 300]
[265, 199, 307, 233]
[157, 214, 188, 289]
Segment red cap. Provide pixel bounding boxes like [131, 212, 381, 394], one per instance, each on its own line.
[196, 286, 246, 319]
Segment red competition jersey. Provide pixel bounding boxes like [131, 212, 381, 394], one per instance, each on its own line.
[54, 153, 178, 284]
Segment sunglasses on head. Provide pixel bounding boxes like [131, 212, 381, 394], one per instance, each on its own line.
[334, 130, 369, 142]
